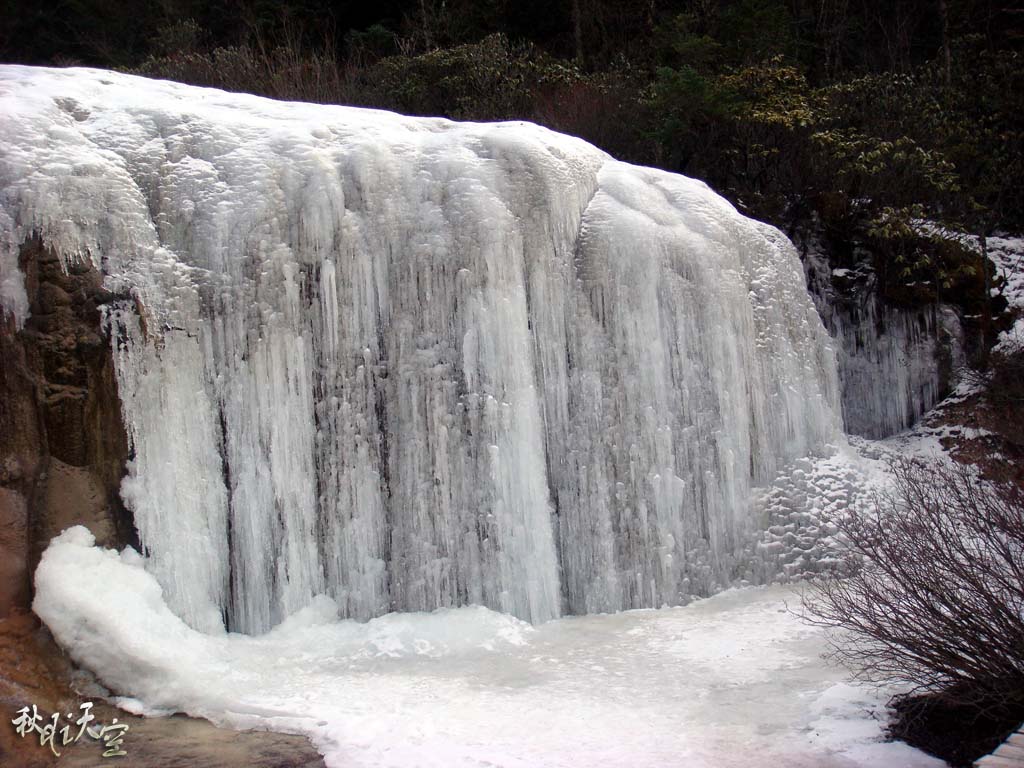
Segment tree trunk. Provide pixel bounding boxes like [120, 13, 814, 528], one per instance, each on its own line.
[939, 0, 952, 85]
[572, 0, 584, 65]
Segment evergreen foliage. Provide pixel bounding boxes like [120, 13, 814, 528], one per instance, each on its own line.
[1, 0, 1021, 313]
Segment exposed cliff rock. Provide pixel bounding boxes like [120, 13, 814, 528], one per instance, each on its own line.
[0, 236, 134, 618]
[0, 237, 327, 766]
[0, 610, 326, 768]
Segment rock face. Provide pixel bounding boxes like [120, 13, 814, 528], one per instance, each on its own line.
[0, 237, 135, 619]
[0, 237, 327, 766]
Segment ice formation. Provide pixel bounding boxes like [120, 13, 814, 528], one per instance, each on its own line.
[1, 66, 841, 633]
[802, 247, 959, 438]
[829, 299, 953, 438]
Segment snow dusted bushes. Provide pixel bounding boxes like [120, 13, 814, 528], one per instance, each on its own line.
[805, 458, 1024, 764]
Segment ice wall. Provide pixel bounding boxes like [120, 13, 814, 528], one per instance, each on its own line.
[1, 66, 841, 633]
[802, 247, 959, 438]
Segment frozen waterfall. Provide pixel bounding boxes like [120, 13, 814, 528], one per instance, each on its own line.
[801, 245, 961, 438]
[0, 66, 841, 634]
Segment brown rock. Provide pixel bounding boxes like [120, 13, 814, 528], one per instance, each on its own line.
[0, 236, 135, 619]
[0, 489, 30, 616]
[0, 239, 326, 765]
[0, 613, 326, 768]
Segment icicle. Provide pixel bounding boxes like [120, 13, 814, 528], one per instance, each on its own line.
[0, 67, 843, 632]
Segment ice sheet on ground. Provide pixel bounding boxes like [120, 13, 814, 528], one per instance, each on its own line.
[34, 527, 942, 768]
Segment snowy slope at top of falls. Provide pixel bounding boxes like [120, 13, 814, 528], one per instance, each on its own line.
[1, 66, 842, 634]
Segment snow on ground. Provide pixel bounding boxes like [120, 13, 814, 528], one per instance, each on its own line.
[989, 236, 1024, 354]
[34, 526, 941, 768]
[989, 235, 1024, 312]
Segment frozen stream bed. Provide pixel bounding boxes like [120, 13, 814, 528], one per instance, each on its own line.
[35, 527, 940, 768]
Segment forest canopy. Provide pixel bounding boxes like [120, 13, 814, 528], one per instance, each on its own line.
[1, 0, 1021, 311]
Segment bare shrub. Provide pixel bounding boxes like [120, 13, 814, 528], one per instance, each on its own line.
[986, 347, 1024, 450]
[804, 457, 1024, 722]
[530, 76, 648, 164]
[133, 17, 357, 108]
